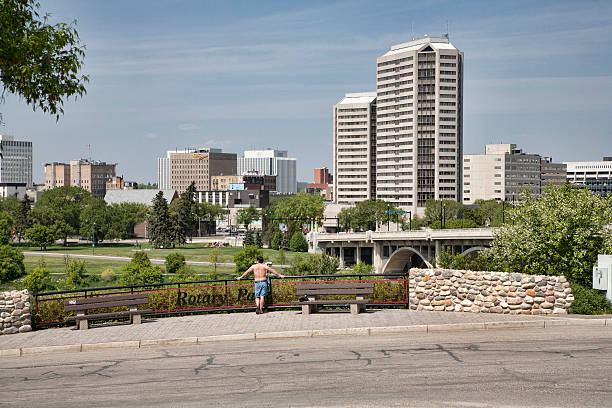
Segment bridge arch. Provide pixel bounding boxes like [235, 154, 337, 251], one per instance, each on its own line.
[382, 247, 432, 274]
[460, 246, 488, 256]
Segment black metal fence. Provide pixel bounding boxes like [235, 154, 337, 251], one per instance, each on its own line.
[32, 273, 409, 329]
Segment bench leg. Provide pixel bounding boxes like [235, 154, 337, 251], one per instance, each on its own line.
[78, 319, 89, 330]
[350, 303, 360, 315]
[302, 304, 310, 315]
[76, 311, 88, 330]
[130, 307, 141, 324]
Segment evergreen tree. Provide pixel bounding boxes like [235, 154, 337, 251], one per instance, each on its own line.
[289, 231, 308, 252]
[255, 230, 263, 248]
[271, 231, 282, 250]
[149, 191, 172, 248]
[14, 196, 32, 242]
[243, 229, 255, 246]
[173, 182, 197, 245]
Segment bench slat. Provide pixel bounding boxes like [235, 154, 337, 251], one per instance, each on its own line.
[65, 309, 152, 321]
[296, 288, 374, 296]
[295, 282, 374, 290]
[63, 293, 148, 306]
[64, 298, 149, 312]
[290, 299, 371, 305]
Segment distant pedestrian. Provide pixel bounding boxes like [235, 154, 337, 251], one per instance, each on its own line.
[237, 256, 285, 314]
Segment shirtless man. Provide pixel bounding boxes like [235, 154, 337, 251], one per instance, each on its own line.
[236, 256, 285, 314]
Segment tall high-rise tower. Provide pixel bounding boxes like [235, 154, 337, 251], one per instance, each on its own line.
[333, 92, 377, 204]
[375, 36, 463, 214]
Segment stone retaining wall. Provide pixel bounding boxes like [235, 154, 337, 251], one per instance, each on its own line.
[0, 290, 32, 335]
[409, 269, 573, 314]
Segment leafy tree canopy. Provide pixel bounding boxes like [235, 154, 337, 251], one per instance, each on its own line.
[0, 0, 88, 121]
[237, 206, 260, 230]
[490, 185, 612, 286]
[33, 186, 91, 245]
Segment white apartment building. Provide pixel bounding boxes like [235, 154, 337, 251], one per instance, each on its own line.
[564, 158, 612, 183]
[564, 157, 612, 196]
[237, 149, 297, 194]
[333, 92, 377, 204]
[463, 144, 543, 204]
[0, 135, 33, 199]
[376, 36, 463, 214]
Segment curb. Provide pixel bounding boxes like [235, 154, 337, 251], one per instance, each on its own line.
[2, 318, 611, 358]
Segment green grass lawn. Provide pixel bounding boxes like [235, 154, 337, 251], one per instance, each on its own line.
[18, 242, 298, 265]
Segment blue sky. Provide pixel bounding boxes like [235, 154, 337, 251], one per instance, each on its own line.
[1, 0, 611, 184]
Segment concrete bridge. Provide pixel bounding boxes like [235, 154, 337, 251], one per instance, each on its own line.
[307, 228, 497, 273]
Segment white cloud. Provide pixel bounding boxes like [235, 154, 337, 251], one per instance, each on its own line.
[145, 132, 160, 139]
[177, 123, 200, 131]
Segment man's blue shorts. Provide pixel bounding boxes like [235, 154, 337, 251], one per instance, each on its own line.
[254, 280, 268, 297]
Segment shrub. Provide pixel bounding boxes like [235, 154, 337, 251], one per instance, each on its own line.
[169, 265, 200, 283]
[165, 252, 185, 274]
[353, 262, 374, 274]
[289, 232, 308, 252]
[64, 259, 87, 288]
[101, 267, 115, 282]
[291, 253, 339, 276]
[569, 283, 612, 315]
[119, 252, 164, 286]
[0, 245, 25, 283]
[233, 245, 262, 273]
[24, 267, 52, 294]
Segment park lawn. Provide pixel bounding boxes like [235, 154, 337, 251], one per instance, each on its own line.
[19, 242, 298, 265]
[0, 255, 240, 292]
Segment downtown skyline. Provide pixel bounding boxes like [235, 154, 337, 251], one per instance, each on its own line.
[0, 0, 610, 184]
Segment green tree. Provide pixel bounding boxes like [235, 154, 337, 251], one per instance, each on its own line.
[172, 182, 197, 245]
[32, 186, 91, 245]
[0, 244, 25, 283]
[13, 196, 32, 242]
[233, 245, 262, 273]
[0, 212, 13, 245]
[243, 229, 255, 246]
[165, 252, 185, 274]
[289, 231, 308, 252]
[149, 191, 172, 248]
[424, 199, 477, 229]
[0, 0, 88, 121]
[255, 230, 263, 248]
[271, 231, 283, 250]
[338, 200, 404, 232]
[79, 198, 110, 244]
[24, 224, 55, 250]
[208, 246, 222, 275]
[0, 196, 19, 218]
[237, 206, 260, 230]
[473, 199, 507, 227]
[106, 202, 149, 239]
[490, 185, 612, 286]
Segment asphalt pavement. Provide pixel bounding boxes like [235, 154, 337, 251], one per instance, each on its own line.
[1, 308, 611, 358]
[1, 326, 611, 407]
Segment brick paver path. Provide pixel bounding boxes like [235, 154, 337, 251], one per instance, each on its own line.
[0, 309, 567, 350]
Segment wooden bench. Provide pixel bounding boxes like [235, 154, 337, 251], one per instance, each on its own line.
[64, 293, 151, 330]
[291, 282, 374, 315]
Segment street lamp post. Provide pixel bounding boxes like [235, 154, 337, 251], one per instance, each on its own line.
[92, 222, 96, 256]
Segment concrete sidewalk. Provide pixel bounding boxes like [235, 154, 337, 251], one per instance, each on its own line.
[1, 309, 610, 357]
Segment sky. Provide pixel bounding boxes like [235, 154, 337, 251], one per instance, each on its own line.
[1, 0, 611, 184]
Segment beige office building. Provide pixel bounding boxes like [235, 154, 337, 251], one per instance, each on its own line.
[44, 159, 117, 198]
[170, 148, 236, 192]
[463, 144, 550, 204]
[333, 92, 377, 204]
[375, 36, 463, 214]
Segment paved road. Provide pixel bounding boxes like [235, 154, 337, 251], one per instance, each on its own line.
[1, 326, 610, 407]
